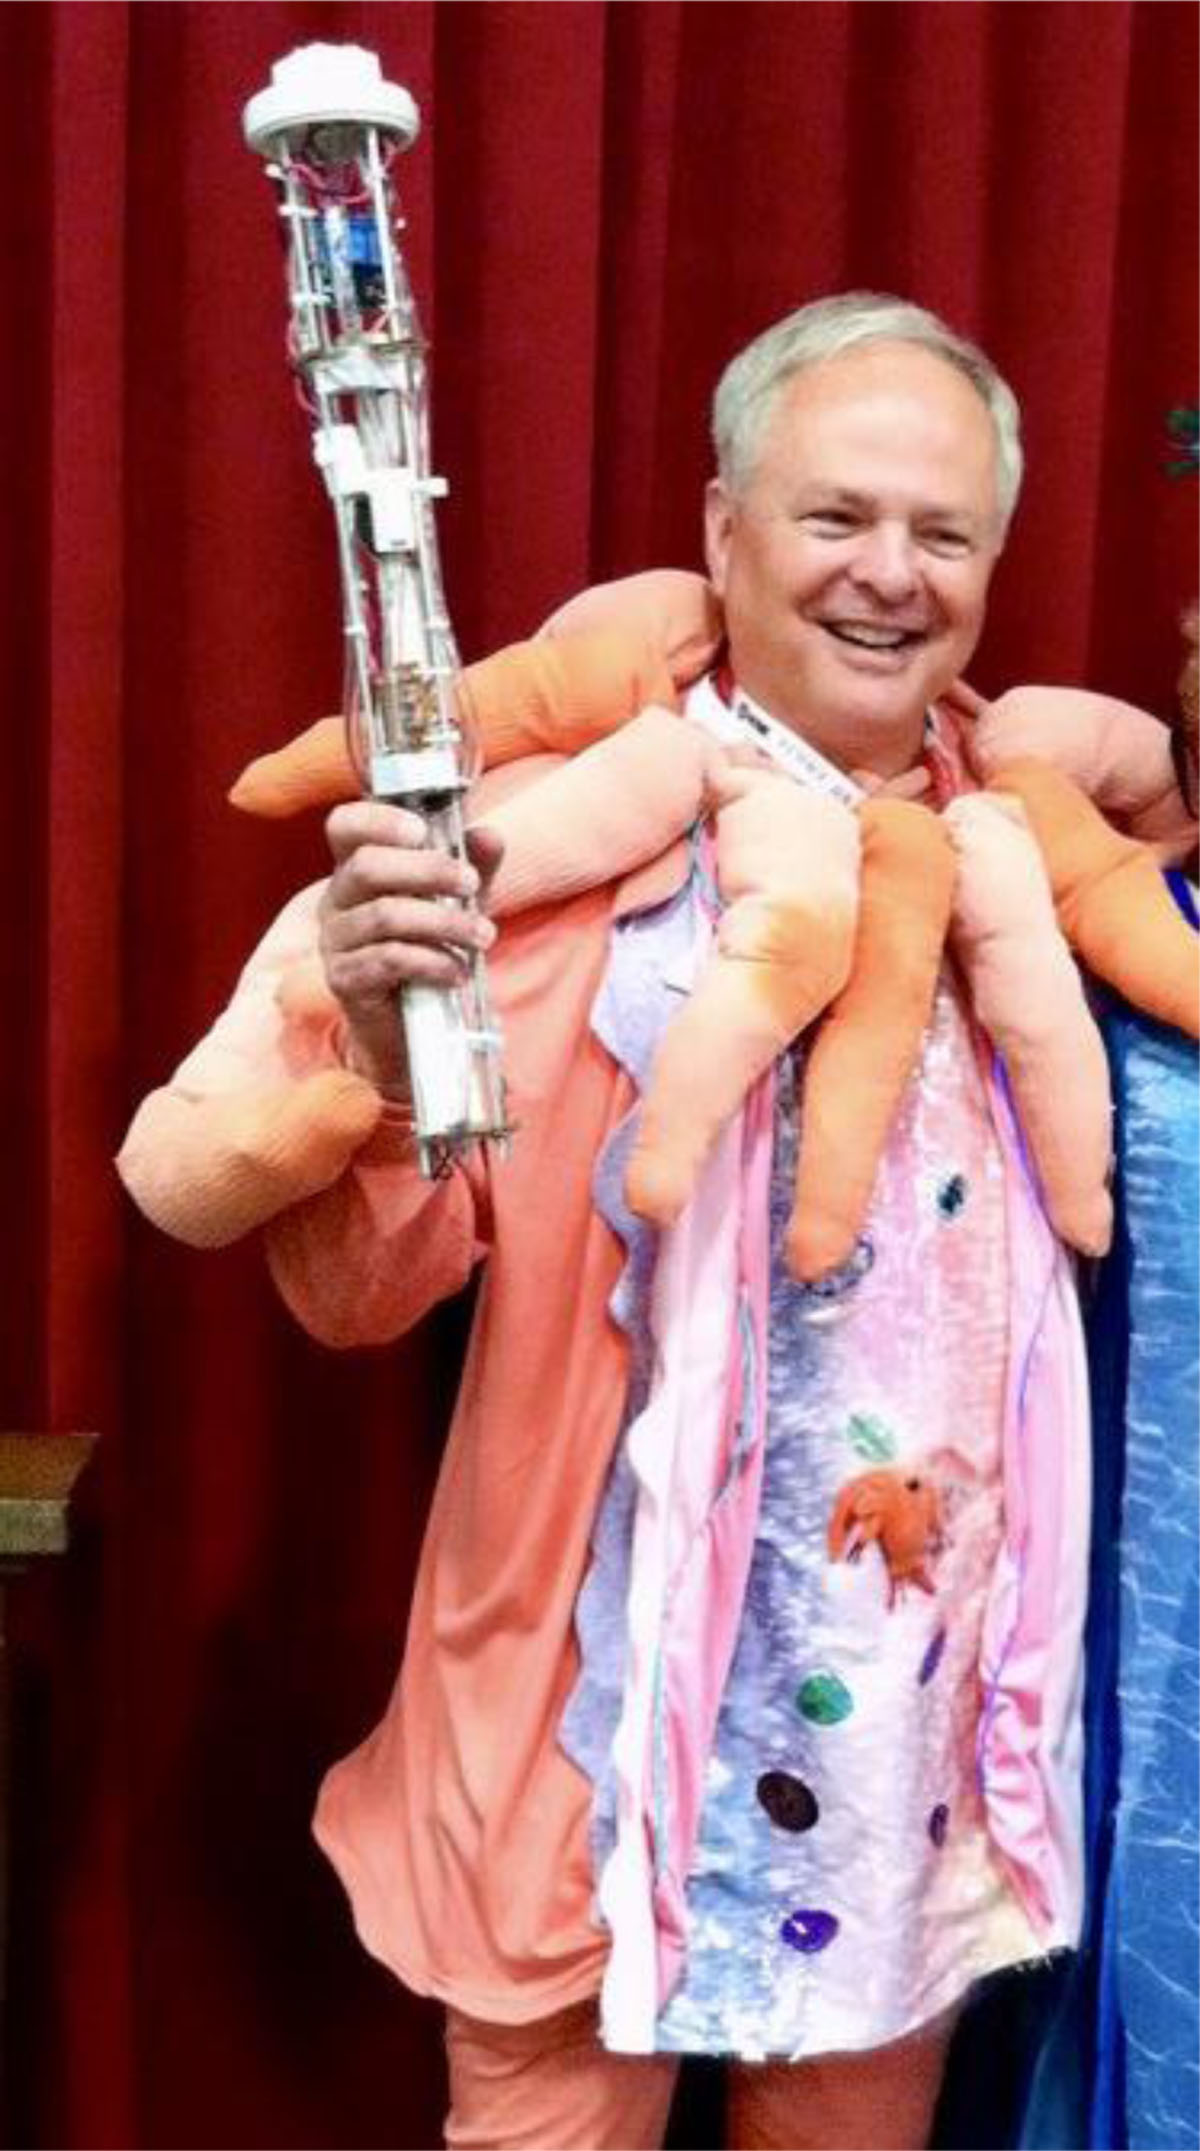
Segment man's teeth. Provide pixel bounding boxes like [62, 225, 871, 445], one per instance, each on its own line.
[826, 622, 918, 649]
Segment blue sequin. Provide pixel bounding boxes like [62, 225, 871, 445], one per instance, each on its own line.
[780, 1907, 840, 1954]
[929, 1803, 949, 1847]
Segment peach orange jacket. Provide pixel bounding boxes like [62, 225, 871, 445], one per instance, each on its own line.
[279, 847, 687, 2022]
[120, 765, 1088, 2026]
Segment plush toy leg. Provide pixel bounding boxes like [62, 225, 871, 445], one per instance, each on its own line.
[946, 792, 1113, 1257]
[474, 708, 712, 918]
[229, 716, 356, 819]
[229, 628, 681, 820]
[457, 627, 678, 766]
[786, 800, 954, 1283]
[625, 779, 860, 1228]
[116, 1068, 383, 1251]
[990, 760, 1200, 1039]
[537, 568, 723, 689]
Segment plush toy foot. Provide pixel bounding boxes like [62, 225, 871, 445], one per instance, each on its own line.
[117, 1069, 384, 1250]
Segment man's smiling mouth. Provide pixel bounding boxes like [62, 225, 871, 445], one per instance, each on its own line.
[820, 620, 927, 651]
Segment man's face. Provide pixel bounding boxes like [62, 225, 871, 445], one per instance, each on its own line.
[705, 341, 1005, 771]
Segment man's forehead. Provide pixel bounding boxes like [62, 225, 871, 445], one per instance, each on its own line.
[777, 338, 985, 408]
[753, 347, 999, 503]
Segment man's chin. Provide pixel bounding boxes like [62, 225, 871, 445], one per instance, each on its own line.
[807, 668, 934, 740]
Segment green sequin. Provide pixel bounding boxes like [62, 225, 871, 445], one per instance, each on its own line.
[796, 1671, 854, 1726]
[845, 1411, 897, 1462]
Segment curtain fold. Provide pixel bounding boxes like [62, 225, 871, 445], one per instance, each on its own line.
[4, 4, 1195, 2145]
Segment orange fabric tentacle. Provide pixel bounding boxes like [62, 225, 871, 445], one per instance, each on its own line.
[990, 760, 1199, 1040]
[786, 800, 955, 1283]
[625, 779, 860, 1229]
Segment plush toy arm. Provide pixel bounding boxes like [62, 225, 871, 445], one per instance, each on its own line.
[473, 708, 714, 918]
[786, 800, 955, 1282]
[537, 569, 723, 688]
[988, 759, 1200, 1039]
[117, 1070, 384, 1251]
[115, 884, 387, 1250]
[966, 686, 1192, 841]
[625, 776, 860, 1227]
[945, 793, 1113, 1256]
[457, 628, 678, 764]
[228, 625, 683, 820]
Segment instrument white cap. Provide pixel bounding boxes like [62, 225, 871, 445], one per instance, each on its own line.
[243, 44, 420, 154]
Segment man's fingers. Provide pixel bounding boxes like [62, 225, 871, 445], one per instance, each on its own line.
[320, 800, 503, 1033]
[325, 800, 429, 861]
[324, 940, 475, 1002]
[323, 893, 496, 957]
[329, 840, 480, 910]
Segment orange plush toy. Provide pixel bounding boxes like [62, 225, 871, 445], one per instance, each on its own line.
[119, 573, 1198, 1273]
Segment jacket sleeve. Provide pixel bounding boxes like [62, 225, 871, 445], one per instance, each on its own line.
[264, 1114, 490, 1350]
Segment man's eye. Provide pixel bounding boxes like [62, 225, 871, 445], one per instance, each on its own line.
[804, 512, 858, 535]
[922, 529, 972, 556]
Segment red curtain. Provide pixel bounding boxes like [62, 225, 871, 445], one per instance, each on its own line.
[4, 3, 1195, 2145]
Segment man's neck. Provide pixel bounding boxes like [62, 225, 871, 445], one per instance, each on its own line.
[727, 669, 928, 785]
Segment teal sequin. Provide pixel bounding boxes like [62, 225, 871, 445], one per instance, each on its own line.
[936, 1173, 967, 1219]
[796, 1671, 854, 1726]
[845, 1411, 897, 1463]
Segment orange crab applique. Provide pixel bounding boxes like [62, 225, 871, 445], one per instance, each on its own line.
[827, 1467, 943, 1606]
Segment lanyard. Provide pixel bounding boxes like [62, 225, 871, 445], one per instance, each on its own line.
[685, 674, 866, 804]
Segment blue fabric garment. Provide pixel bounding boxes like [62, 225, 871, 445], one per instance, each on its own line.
[1013, 940, 1198, 2149]
[1098, 1006, 1199, 2148]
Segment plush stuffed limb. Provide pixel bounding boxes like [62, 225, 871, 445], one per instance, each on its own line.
[624, 772, 860, 1228]
[123, 702, 721, 1254]
[946, 793, 1114, 1255]
[118, 1067, 383, 1251]
[785, 800, 956, 1282]
[967, 683, 1195, 850]
[130, 571, 1194, 1261]
[988, 760, 1200, 1040]
[538, 568, 724, 687]
[478, 708, 714, 918]
[228, 624, 683, 819]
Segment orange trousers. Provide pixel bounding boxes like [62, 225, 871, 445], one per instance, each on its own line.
[444, 1997, 952, 2151]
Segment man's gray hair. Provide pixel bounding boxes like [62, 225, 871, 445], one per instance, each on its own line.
[712, 291, 1023, 531]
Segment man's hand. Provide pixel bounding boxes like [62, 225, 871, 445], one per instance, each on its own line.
[319, 802, 503, 1097]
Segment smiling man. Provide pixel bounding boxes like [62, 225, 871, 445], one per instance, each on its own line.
[287, 299, 1085, 2151]
[121, 296, 1091, 2150]
[704, 307, 1013, 784]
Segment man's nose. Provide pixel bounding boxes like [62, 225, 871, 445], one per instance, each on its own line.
[849, 523, 918, 602]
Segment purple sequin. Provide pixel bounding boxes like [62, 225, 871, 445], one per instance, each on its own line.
[918, 1627, 947, 1685]
[929, 1803, 949, 1847]
[780, 1907, 840, 1954]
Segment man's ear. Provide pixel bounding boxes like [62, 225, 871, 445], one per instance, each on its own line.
[704, 479, 734, 597]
